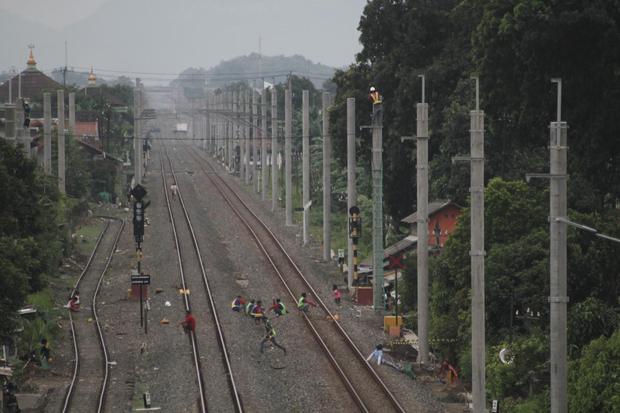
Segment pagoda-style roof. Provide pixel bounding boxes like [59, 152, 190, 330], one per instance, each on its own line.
[0, 69, 62, 104]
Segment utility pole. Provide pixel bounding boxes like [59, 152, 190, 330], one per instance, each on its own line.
[57, 90, 66, 194]
[261, 87, 268, 199]
[228, 91, 233, 170]
[205, 94, 210, 153]
[8, 70, 12, 103]
[322, 92, 332, 261]
[252, 89, 258, 192]
[549, 79, 568, 413]
[346, 98, 356, 289]
[285, 81, 293, 226]
[416, 75, 429, 365]
[371, 98, 384, 312]
[450, 77, 485, 412]
[233, 90, 239, 173]
[271, 86, 278, 211]
[133, 81, 142, 185]
[69, 92, 76, 136]
[470, 78, 486, 413]
[43, 92, 51, 174]
[302, 90, 310, 245]
[245, 90, 251, 185]
[240, 92, 245, 177]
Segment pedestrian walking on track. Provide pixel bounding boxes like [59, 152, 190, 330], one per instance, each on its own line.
[180, 310, 196, 334]
[260, 319, 286, 354]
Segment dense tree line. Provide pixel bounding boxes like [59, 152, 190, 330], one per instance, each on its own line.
[330, 0, 620, 410]
[0, 140, 64, 341]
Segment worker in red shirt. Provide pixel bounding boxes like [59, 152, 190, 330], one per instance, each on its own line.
[250, 300, 265, 324]
[180, 310, 196, 333]
[268, 298, 288, 317]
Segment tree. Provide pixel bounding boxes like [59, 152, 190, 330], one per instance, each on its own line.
[0, 140, 63, 339]
[569, 329, 620, 412]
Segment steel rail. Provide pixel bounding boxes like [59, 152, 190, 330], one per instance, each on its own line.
[165, 147, 244, 412]
[160, 154, 209, 413]
[62, 217, 124, 413]
[185, 144, 406, 413]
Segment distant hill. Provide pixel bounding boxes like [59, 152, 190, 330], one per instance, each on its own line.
[205, 54, 336, 89]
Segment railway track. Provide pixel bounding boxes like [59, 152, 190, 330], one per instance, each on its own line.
[62, 217, 124, 413]
[181, 144, 407, 413]
[160, 148, 243, 413]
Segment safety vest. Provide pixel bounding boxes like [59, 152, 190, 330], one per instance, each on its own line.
[370, 91, 382, 105]
[231, 298, 241, 309]
[278, 302, 287, 313]
[245, 302, 255, 313]
[297, 297, 306, 308]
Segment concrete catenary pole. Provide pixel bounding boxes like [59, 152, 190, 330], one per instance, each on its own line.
[228, 91, 234, 170]
[245, 90, 251, 185]
[57, 90, 66, 194]
[549, 78, 568, 413]
[271, 87, 278, 211]
[203, 94, 211, 153]
[285, 84, 293, 226]
[240, 92, 245, 177]
[322, 92, 332, 261]
[43, 92, 51, 174]
[416, 75, 429, 365]
[133, 84, 142, 185]
[231, 90, 239, 174]
[302, 90, 310, 245]
[69, 92, 76, 137]
[261, 88, 268, 200]
[371, 99, 384, 312]
[346, 98, 356, 289]
[252, 89, 259, 192]
[470, 77, 486, 413]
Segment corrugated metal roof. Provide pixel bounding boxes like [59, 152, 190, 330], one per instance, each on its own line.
[360, 235, 417, 266]
[401, 199, 455, 224]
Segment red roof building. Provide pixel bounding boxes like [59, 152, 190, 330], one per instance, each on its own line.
[74, 121, 99, 139]
[401, 200, 462, 248]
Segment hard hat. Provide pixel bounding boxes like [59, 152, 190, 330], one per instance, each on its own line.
[370, 86, 376, 92]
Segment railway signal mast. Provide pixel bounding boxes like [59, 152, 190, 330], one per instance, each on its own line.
[131, 184, 150, 331]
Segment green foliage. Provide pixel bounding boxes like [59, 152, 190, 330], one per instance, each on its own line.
[569, 329, 620, 412]
[568, 297, 619, 358]
[487, 334, 549, 401]
[0, 140, 64, 340]
[65, 136, 92, 198]
[19, 289, 59, 353]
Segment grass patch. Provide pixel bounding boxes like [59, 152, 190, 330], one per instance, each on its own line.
[73, 219, 106, 257]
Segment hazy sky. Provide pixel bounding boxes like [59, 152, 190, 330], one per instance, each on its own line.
[1, 0, 109, 29]
[0, 0, 368, 77]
